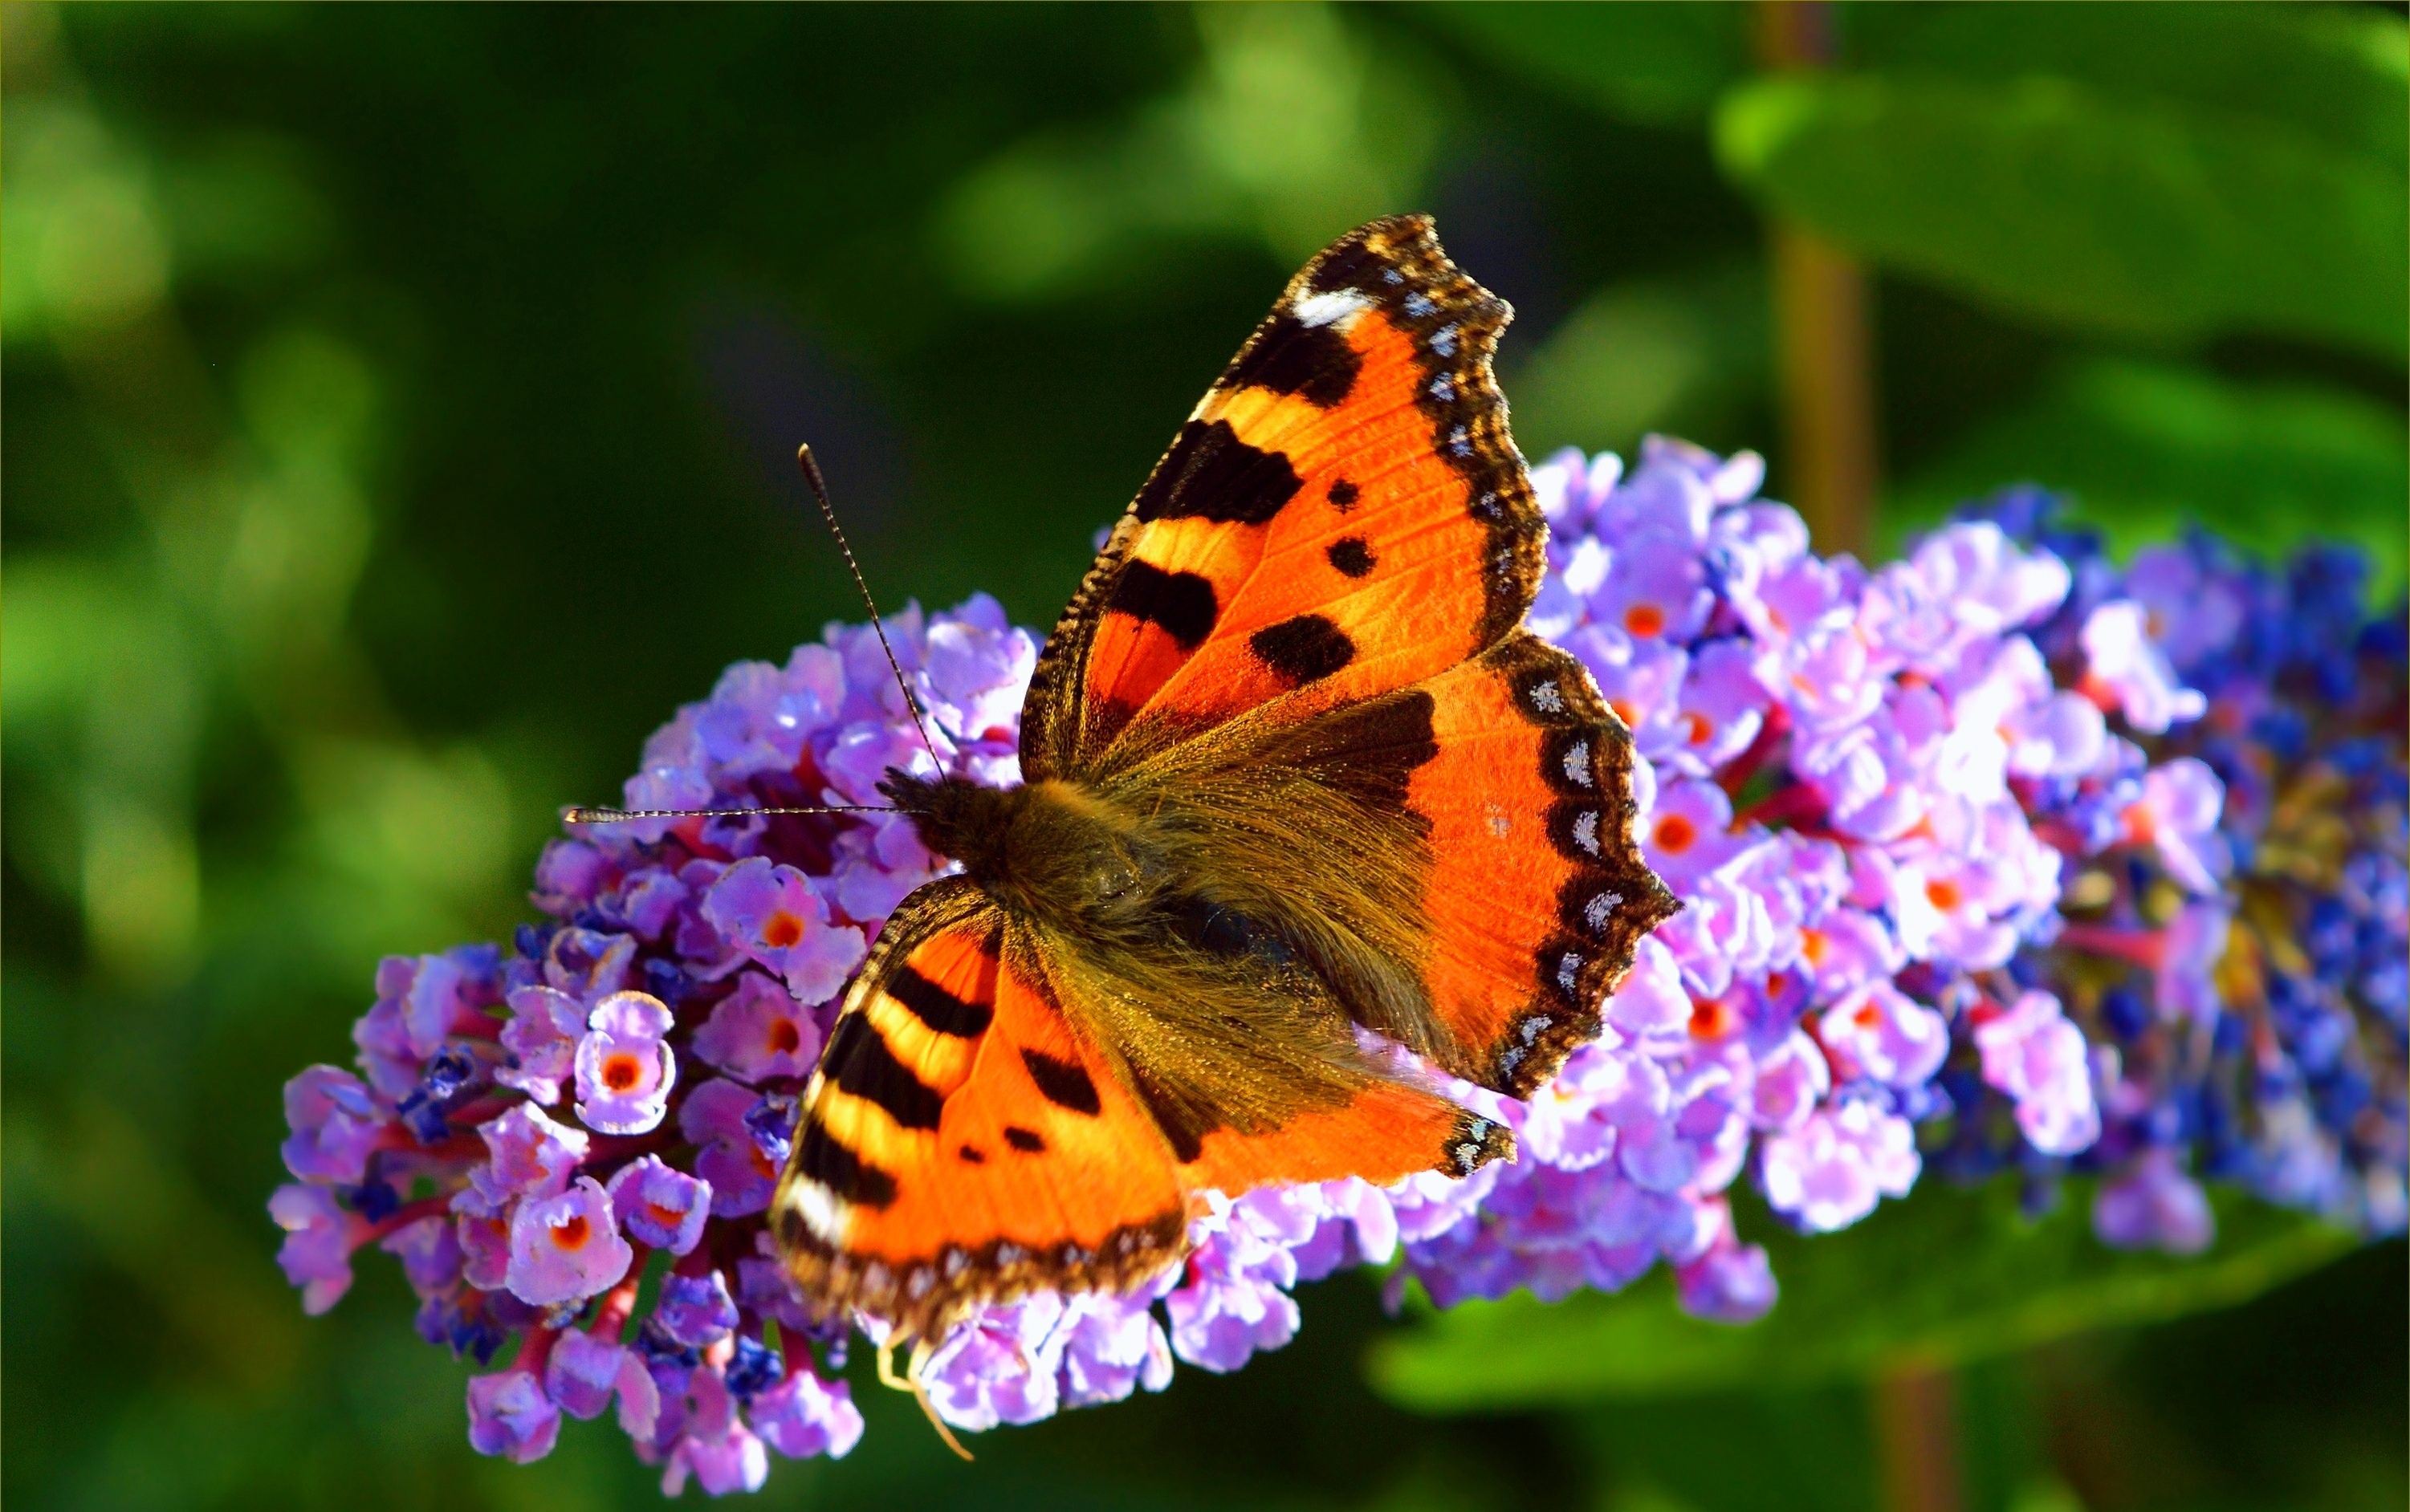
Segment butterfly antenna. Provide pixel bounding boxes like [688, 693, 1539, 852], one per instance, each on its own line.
[877, 1334, 974, 1461]
[562, 804, 902, 825]
[797, 444, 945, 774]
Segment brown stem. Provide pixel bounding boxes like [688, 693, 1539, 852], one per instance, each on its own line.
[1875, 1362, 1964, 1512]
[1755, 0, 1880, 559]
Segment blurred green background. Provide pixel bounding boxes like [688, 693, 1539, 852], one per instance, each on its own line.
[4, 5, 2403, 1510]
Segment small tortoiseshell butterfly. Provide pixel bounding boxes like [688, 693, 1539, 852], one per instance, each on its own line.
[771, 216, 1678, 1345]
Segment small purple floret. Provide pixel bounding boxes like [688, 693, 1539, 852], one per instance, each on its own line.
[466, 1368, 560, 1464]
[269, 1182, 357, 1315]
[748, 1362, 865, 1460]
[546, 1328, 662, 1437]
[281, 1065, 385, 1185]
[606, 1155, 712, 1254]
[690, 970, 823, 1083]
[701, 858, 866, 1006]
[654, 1270, 740, 1348]
[573, 990, 678, 1134]
[504, 1175, 634, 1306]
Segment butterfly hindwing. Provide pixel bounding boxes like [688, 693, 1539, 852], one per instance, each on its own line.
[774, 877, 1188, 1339]
[1183, 632, 1678, 1099]
[1400, 633, 1681, 1095]
[1176, 1079, 1509, 1196]
[1021, 214, 1545, 779]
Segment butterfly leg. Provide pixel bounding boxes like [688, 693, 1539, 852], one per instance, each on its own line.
[877, 1330, 976, 1461]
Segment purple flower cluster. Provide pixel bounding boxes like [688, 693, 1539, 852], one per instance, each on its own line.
[1370, 441, 2139, 1318]
[272, 453, 2404, 1486]
[273, 599, 1056, 1490]
[1959, 494, 2408, 1247]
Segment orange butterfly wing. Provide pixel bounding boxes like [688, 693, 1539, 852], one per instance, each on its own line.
[774, 878, 1188, 1337]
[1176, 1079, 1504, 1197]
[775, 876, 1504, 1338]
[1020, 214, 1544, 778]
[1401, 633, 1678, 1095]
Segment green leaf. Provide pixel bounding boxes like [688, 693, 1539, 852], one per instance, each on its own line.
[1424, 2, 1748, 127]
[1885, 359, 2409, 598]
[1713, 72, 2408, 359]
[1852, 2, 2408, 173]
[1366, 1179, 2355, 1410]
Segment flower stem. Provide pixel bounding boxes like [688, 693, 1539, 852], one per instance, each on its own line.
[1874, 1362, 1964, 1512]
[1756, 0, 1879, 559]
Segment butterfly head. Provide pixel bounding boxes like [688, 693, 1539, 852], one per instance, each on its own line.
[877, 770, 1170, 933]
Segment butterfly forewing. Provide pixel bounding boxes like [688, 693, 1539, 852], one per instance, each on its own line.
[1020, 214, 1545, 779]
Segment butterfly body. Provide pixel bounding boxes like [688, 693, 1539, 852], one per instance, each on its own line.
[776, 217, 1678, 1343]
[877, 773, 1177, 938]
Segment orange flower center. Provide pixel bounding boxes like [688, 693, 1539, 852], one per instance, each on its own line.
[1799, 929, 1830, 967]
[601, 1053, 643, 1092]
[768, 1019, 802, 1055]
[1609, 699, 1640, 730]
[2121, 803, 2157, 846]
[1683, 711, 1712, 745]
[552, 1213, 591, 1251]
[762, 910, 805, 949]
[1653, 813, 1697, 853]
[645, 1200, 684, 1230]
[1624, 603, 1667, 638]
[1689, 998, 1736, 1039]
[1853, 1002, 1883, 1030]
[1924, 879, 1963, 912]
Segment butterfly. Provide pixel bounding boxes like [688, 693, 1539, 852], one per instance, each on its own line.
[771, 215, 1678, 1346]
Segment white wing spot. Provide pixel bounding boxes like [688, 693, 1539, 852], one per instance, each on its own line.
[1486, 803, 1511, 839]
[1405, 291, 1437, 317]
[1530, 680, 1565, 714]
[1571, 811, 1601, 856]
[942, 1246, 969, 1278]
[1429, 372, 1455, 403]
[995, 1242, 1024, 1265]
[1520, 1014, 1549, 1045]
[1584, 891, 1623, 933]
[1293, 287, 1372, 329]
[1431, 323, 1459, 356]
[787, 1181, 852, 1244]
[1562, 739, 1594, 786]
[1557, 950, 1584, 994]
[1454, 1141, 1480, 1168]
